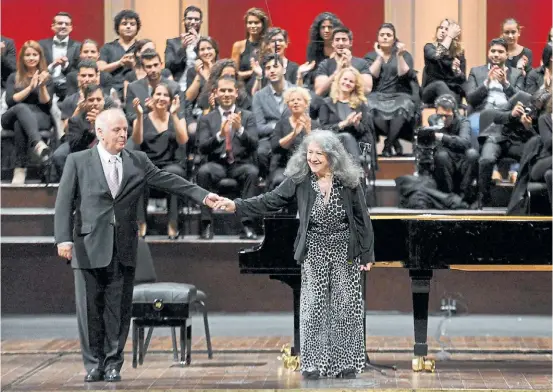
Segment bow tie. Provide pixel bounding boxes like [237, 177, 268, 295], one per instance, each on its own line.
[53, 39, 67, 47]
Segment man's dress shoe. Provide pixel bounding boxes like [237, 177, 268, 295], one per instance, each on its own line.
[104, 368, 121, 382]
[84, 368, 104, 382]
[200, 223, 214, 239]
[240, 225, 257, 240]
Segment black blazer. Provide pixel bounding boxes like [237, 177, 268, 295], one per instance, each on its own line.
[66, 113, 96, 152]
[1, 36, 16, 89]
[464, 64, 525, 114]
[235, 175, 374, 264]
[319, 98, 372, 142]
[54, 147, 209, 269]
[197, 108, 258, 165]
[38, 37, 81, 74]
[164, 37, 188, 81]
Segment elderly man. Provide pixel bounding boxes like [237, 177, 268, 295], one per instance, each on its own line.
[54, 108, 220, 383]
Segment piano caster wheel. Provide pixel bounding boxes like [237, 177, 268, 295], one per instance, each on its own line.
[412, 356, 435, 373]
[278, 344, 300, 371]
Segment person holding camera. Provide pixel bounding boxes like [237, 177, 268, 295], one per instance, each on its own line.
[427, 94, 479, 203]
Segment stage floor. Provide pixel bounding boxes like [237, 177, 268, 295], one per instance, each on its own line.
[2, 335, 551, 391]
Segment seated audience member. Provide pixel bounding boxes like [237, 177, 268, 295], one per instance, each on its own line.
[1, 36, 17, 91]
[165, 5, 203, 90]
[125, 50, 181, 126]
[2, 41, 53, 184]
[131, 83, 188, 239]
[477, 93, 538, 207]
[508, 95, 552, 213]
[58, 60, 115, 126]
[427, 94, 479, 203]
[314, 26, 372, 98]
[251, 27, 314, 94]
[465, 38, 525, 148]
[184, 37, 219, 137]
[422, 19, 466, 105]
[305, 12, 343, 89]
[196, 76, 259, 240]
[97, 9, 141, 99]
[364, 23, 417, 156]
[38, 12, 81, 101]
[270, 86, 320, 190]
[252, 53, 296, 177]
[319, 67, 373, 164]
[231, 8, 269, 95]
[526, 44, 552, 95]
[501, 18, 533, 77]
[65, 39, 114, 97]
[51, 84, 107, 180]
[196, 59, 252, 116]
[123, 39, 172, 100]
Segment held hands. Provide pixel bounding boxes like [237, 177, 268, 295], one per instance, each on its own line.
[359, 262, 373, 271]
[58, 244, 72, 260]
[203, 193, 225, 209]
[133, 97, 144, 115]
[212, 197, 236, 212]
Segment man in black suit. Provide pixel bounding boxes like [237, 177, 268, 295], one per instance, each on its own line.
[124, 50, 181, 126]
[1, 36, 16, 91]
[39, 12, 81, 101]
[464, 38, 525, 148]
[55, 108, 220, 383]
[197, 76, 259, 240]
[164, 5, 203, 89]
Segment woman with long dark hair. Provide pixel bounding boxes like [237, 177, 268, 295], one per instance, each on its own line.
[2, 40, 53, 183]
[422, 19, 466, 104]
[364, 23, 417, 156]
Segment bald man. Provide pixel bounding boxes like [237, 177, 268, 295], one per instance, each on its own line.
[54, 108, 221, 382]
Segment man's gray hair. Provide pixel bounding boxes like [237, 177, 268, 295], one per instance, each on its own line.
[284, 129, 363, 188]
[95, 108, 127, 136]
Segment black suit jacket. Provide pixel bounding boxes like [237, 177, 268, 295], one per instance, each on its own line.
[54, 147, 209, 269]
[124, 77, 182, 124]
[1, 36, 16, 89]
[38, 37, 81, 75]
[197, 108, 258, 165]
[66, 113, 96, 152]
[319, 98, 373, 143]
[164, 37, 188, 81]
[464, 64, 524, 114]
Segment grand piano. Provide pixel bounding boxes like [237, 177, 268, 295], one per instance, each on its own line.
[238, 214, 552, 369]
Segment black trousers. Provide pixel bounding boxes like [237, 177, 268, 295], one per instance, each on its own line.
[1, 103, 52, 166]
[196, 161, 258, 223]
[479, 139, 524, 202]
[531, 156, 553, 203]
[422, 80, 461, 105]
[257, 138, 272, 178]
[137, 163, 187, 227]
[337, 132, 362, 163]
[51, 142, 71, 182]
[433, 147, 479, 199]
[74, 251, 135, 372]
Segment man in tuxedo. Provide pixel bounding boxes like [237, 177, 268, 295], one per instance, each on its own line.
[165, 5, 203, 89]
[39, 12, 81, 100]
[1, 36, 16, 91]
[464, 38, 525, 148]
[252, 53, 295, 177]
[54, 108, 220, 383]
[196, 76, 259, 240]
[124, 50, 181, 126]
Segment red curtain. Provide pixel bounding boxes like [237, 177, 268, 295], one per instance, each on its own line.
[486, 0, 552, 67]
[208, 0, 385, 63]
[1, 0, 104, 54]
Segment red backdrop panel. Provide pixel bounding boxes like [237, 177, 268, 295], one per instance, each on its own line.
[208, 0, 384, 63]
[1, 0, 104, 54]
[486, 0, 552, 67]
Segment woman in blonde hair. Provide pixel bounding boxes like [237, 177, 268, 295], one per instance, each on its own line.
[319, 67, 375, 165]
[422, 19, 466, 105]
[2, 40, 53, 183]
[231, 7, 269, 95]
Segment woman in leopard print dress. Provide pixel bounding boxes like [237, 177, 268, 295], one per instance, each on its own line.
[214, 130, 374, 380]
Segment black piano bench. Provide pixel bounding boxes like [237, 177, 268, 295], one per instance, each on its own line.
[132, 282, 197, 367]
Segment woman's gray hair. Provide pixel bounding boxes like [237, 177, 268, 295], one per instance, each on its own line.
[284, 129, 363, 188]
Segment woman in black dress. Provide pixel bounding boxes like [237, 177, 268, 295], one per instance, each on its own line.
[501, 18, 533, 77]
[2, 40, 53, 184]
[131, 83, 188, 238]
[526, 44, 552, 95]
[422, 19, 466, 105]
[231, 7, 269, 95]
[364, 23, 417, 156]
[319, 67, 374, 165]
[270, 86, 319, 190]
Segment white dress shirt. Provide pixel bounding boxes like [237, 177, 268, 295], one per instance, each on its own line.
[49, 36, 70, 78]
[97, 143, 123, 188]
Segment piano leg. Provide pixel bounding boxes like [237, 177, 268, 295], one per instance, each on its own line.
[409, 269, 435, 372]
[269, 275, 301, 355]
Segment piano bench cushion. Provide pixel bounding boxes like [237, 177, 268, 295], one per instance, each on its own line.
[133, 283, 197, 304]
